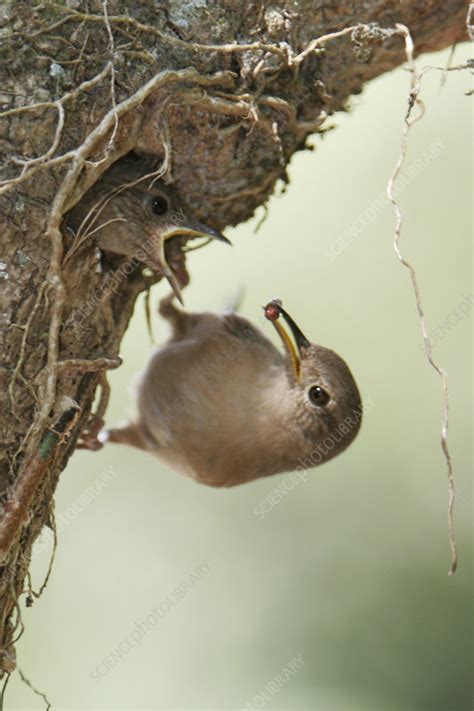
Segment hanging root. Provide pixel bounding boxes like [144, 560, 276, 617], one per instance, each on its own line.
[387, 24, 458, 576]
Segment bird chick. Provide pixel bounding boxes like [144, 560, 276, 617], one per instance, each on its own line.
[104, 297, 362, 487]
[65, 153, 230, 302]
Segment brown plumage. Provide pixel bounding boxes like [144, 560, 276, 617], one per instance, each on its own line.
[104, 297, 362, 487]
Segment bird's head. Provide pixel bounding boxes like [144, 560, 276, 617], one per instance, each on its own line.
[264, 299, 362, 465]
[66, 154, 230, 302]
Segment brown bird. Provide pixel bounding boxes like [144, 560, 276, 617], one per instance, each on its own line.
[65, 153, 230, 302]
[103, 297, 362, 487]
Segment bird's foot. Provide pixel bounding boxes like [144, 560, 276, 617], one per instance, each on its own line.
[76, 416, 105, 451]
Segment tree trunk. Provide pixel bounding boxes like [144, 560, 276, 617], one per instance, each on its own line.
[0, 0, 468, 674]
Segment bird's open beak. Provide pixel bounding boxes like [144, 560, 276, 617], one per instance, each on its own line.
[264, 300, 310, 381]
[161, 219, 231, 245]
[151, 221, 231, 304]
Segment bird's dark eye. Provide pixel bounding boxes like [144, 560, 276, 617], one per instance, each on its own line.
[151, 195, 169, 215]
[308, 385, 330, 407]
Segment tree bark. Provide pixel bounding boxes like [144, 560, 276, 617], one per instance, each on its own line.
[0, 0, 468, 674]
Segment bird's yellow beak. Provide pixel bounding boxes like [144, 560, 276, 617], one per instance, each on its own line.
[264, 300, 310, 381]
[151, 220, 231, 304]
[161, 219, 231, 245]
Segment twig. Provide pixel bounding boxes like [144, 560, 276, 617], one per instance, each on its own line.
[11, 102, 65, 170]
[0, 673, 10, 710]
[0, 404, 81, 564]
[386, 24, 457, 575]
[290, 25, 357, 65]
[8, 283, 47, 418]
[9, 596, 25, 648]
[18, 669, 51, 710]
[100, 0, 118, 160]
[55, 356, 122, 374]
[25, 502, 56, 603]
[30, 7, 289, 62]
[439, 44, 456, 88]
[254, 204, 269, 233]
[259, 95, 327, 137]
[95, 373, 112, 423]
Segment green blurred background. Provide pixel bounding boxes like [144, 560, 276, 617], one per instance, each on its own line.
[10, 45, 472, 710]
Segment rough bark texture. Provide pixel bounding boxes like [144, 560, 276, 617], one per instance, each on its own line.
[0, 0, 468, 674]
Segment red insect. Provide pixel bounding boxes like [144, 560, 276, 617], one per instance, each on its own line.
[263, 298, 282, 322]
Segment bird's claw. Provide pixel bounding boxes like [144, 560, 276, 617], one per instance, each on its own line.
[76, 416, 105, 451]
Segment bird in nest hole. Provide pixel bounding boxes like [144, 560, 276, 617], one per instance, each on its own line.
[64, 152, 230, 303]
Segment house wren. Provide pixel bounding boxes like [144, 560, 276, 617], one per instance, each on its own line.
[65, 153, 230, 302]
[103, 297, 362, 487]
